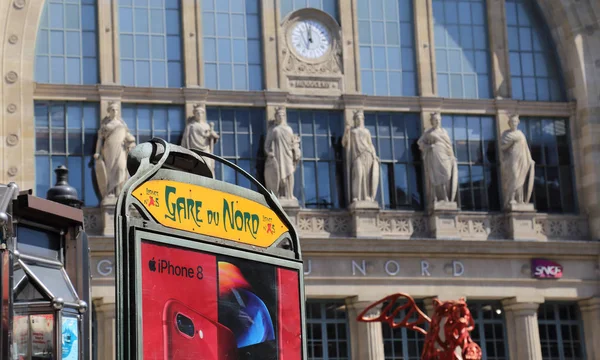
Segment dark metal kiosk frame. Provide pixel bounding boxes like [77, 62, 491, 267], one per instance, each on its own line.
[0, 182, 90, 360]
[115, 138, 307, 360]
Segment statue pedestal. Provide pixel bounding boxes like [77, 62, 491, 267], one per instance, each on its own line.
[279, 198, 301, 227]
[349, 201, 381, 238]
[506, 204, 537, 241]
[100, 196, 117, 236]
[429, 201, 460, 240]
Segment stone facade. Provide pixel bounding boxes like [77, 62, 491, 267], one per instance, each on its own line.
[2, 0, 600, 359]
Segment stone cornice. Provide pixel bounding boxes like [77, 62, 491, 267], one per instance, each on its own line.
[299, 238, 600, 257]
[32, 84, 577, 117]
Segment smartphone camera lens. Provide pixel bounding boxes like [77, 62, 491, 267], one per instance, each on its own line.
[176, 313, 195, 337]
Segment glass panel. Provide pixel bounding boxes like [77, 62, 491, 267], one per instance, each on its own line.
[359, 0, 417, 95]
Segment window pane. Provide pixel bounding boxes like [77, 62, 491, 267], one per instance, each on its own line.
[204, 0, 263, 90]
[37, 0, 99, 84]
[505, 0, 565, 101]
[118, 0, 182, 87]
[358, 0, 417, 96]
[443, 114, 498, 211]
[520, 117, 575, 213]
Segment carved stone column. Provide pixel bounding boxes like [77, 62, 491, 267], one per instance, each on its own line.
[578, 298, 600, 360]
[502, 299, 543, 360]
[486, 0, 510, 98]
[414, 0, 436, 96]
[94, 298, 116, 360]
[346, 300, 385, 360]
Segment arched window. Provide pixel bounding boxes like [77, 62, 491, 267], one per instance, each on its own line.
[358, 0, 417, 96]
[35, 0, 99, 84]
[281, 0, 339, 22]
[118, 0, 183, 87]
[203, 0, 263, 90]
[506, 0, 565, 101]
[433, 0, 492, 99]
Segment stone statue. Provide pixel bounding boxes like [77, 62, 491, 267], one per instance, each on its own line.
[342, 110, 380, 203]
[417, 112, 458, 205]
[264, 107, 301, 200]
[500, 114, 535, 210]
[94, 102, 136, 200]
[181, 104, 220, 174]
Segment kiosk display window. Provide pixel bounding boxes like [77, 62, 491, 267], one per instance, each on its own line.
[140, 240, 302, 360]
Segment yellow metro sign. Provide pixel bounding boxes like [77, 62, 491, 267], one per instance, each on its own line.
[132, 180, 289, 247]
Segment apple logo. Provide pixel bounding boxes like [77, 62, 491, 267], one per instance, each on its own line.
[149, 257, 157, 272]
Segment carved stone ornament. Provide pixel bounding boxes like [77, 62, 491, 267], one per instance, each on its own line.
[7, 167, 18, 177]
[417, 112, 458, 208]
[342, 110, 380, 204]
[281, 8, 343, 79]
[180, 104, 220, 174]
[500, 114, 535, 211]
[5, 71, 18, 84]
[264, 107, 301, 202]
[94, 101, 136, 200]
[8, 35, 18, 44]
[6, 134, 19, 146]
[13, 0, 25, 9]
[6, 104, 17, 113]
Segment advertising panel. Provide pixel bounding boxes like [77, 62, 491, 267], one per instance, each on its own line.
[141, 240, 302, 360]
[61, 317, 79, 360]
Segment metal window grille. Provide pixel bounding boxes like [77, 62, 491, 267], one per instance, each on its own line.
[468, 302, 509, 360]
[432, 0, 492, 99]
[382, 300, 425, 360]
[281, 0, 339, 22]
[442, 114, 500, 211]
[358, 0, 417, 96]
[518, 117, 575, 213]
[365, 112, 424, 210]
[538, 303, 586, 360]
[208, 107, 266, 189]
[203, 0, 263, 90]
[35, 0, 99, 84]
[505, 0, 565, 101]
[288, 110, 345, 209]
[34, 101, 100, 207]
[118, 0, 183, 87]
[306, 301, 351, 360]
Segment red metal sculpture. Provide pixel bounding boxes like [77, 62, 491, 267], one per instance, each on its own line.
[356, 293, 482, 360]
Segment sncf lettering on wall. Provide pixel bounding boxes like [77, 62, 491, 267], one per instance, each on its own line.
[531, 259, 563, 279]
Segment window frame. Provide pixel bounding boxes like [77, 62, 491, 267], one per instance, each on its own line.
[538, 302, 587, 360]
[468, 301, 509, 360]
[518, 116, 577, 213]
[381, 299, 425, 360]
[288, 109, 345, 209]
[365, 111, 424, 210]
[442, 114, 500, 211]
[306, 300, 351, 360]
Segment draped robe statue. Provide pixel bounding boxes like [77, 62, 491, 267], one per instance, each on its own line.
[94, 102, 136, 200]
[181, 105, 220, 175]
[264, 108, 301, 199]
[500, 114, 535, 209]
[342, 110, 380, 203]
[417, 113, 458, 205]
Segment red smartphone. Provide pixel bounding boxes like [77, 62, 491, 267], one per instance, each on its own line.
[163, 299, 238, 360]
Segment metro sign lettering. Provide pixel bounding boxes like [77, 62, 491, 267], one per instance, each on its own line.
[531, 259, 563, 279]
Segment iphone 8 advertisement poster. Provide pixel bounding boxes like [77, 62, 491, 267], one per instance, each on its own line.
[141, 240, 302, 360]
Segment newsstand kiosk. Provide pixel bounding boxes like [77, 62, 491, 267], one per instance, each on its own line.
[116, 138, 306, 360]
[0, 167, 90, 360]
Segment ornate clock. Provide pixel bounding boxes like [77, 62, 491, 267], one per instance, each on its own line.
[289, 19, 332, 60]
[280, 9, 344, 93]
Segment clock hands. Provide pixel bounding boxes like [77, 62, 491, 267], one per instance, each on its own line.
[308, 23, 313, 44]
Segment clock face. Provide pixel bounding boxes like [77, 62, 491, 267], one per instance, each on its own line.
[290, 20, 331, 60]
